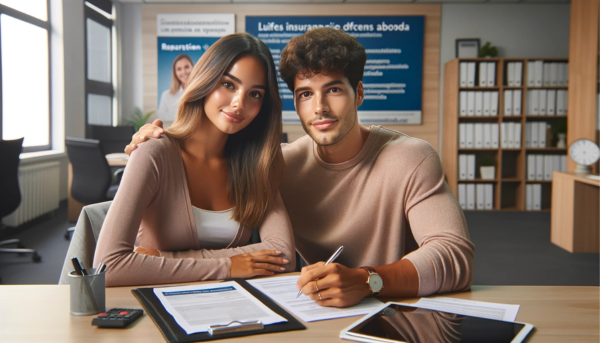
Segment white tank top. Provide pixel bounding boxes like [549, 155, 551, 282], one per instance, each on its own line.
[192, 206, 239, 249]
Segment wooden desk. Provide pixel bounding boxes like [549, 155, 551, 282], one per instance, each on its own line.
[68, 154, 129, 222]
[0, 281, 597, 342]
[551, 172, 600, 253]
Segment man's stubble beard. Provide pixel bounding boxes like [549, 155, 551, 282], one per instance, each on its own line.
[301, 109, 358, 147]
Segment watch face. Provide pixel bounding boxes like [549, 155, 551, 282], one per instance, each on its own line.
[369, 274, 384, 292]
[569, 139, 600, 166]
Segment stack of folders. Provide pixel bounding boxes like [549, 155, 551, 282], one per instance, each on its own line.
[525, 122, 550, 148]
[526, 90, 568, 115]
[505, 62, 523, 86]
[527, 154, 567, 181]
[458, 154, 476, 180]
[460, 62, 496, 87]
[459, 123, 500, 149]
[526, 61, 569, 87]
[500, 123, 522, 148]
[458, 183, 494, 210]
[503, 90, 522, 116]
[459, 91, 499, 116]
[526, 185, 543, 211]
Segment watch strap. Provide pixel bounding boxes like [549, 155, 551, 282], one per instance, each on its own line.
[361, 266, 380, 295]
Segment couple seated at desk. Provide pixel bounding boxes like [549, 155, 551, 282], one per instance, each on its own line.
[92, 28, 474, 308]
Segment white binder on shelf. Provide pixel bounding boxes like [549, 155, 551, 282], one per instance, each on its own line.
[564, 63, 569, 86]
[531, 122, 539, 148]
[525, 122, 531, 148]
[504, 90, 513, 116]
[560, 155, 567, 172]
[547, 90, 556, 115]
[507, 122, 515, 148]
[527, 61, 535, 86]
[467, 62, 476, 87]
[459, 124, 467, 148]
[533, 184, 542, 210]
[507, 62, 515, 86]
[526, 184, 533, 211]
[556, 90, 565, 115]
[530, 90, 540, 115]
[534, 61, 543, 86]
[460, 62, 468, 87]
[479, 62, 487, 87]
[514, 123, 522, 148]
[459, 154, 467, 180]
[538, 121, 547, 148]
[466, 184, 475, 210]
[500, 123, 508, 148]
[467, 91, 475, 116]
[483, 92, 491, 116]
[539, 90, 547, 115]
[527, 154, 536, 180]
[484, 184, 493, 210]
[476, 184, 485, 210]
[550, 63, 559, 86]
[490, 91, 498, 116]
[487, 62, 496, 87]
[474, 123, 484, 148]
[543, 62, 551, 86]
[557, 63, 566, 86]
[491, 123, 499, 148]
[514, 62, 522, 86]
[483, 123, 492, 148]
[458, 184, 466, 209]
[460, 91, 468, 116]
[535, 154, 544, 180]
[467, 154, 476, 180]
[466, 123, 474, 148]
[513, 90, 522, 115]
[544, 155, 553, 180]
[475, 92, 483, 116]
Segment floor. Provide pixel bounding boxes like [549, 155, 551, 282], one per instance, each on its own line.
[0, 202, 598, 286]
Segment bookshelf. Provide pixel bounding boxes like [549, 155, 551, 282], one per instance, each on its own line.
[443, 58, 568, 211]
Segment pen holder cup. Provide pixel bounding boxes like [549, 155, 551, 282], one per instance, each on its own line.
[68, 268, 106, 316]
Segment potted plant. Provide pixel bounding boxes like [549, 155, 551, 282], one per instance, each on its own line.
[123, 107, 155, 132]
[479, 155, 496, 180]
[478, 42, 499, 58]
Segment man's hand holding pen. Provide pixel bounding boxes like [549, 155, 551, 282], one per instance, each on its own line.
[296, 262, 371, 308]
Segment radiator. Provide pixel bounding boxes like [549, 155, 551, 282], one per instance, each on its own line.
[2, 161, 60, 227]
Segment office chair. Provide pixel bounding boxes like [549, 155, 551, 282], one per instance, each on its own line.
[64, 137, 121, 239]
[0, 138, 42, 282]
[88, 125, 135, 154]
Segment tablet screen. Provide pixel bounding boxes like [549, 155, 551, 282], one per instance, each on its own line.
[347, 304, 529, 343]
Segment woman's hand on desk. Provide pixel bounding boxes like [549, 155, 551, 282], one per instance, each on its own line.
[124, 119, 165, 155]
[230, 250, 289, 278]
[134, 246, 161, 257]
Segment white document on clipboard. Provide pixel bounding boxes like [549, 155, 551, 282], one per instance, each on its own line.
[248, 275, 383, 322]
[153, 282, 287, 334]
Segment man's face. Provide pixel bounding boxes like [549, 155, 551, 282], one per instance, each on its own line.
[293, 70, 363, 146]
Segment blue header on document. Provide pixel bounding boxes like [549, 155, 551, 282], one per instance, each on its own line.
[246, 16, 424, 125]
[162, 286, 236, 296]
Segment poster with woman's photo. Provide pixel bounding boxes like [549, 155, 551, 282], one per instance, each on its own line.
[157, 14, 235, 123]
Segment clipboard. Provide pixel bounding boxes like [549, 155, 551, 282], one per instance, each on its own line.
[131, 278, 306, 343]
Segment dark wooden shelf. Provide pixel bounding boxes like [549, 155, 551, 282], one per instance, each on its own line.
[502, 178, 521, 182]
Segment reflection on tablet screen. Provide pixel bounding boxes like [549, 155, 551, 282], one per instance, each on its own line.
[347, 304, 528, 343]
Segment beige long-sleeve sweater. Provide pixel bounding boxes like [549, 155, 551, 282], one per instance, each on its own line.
[93, 135, 295, 287]
[279, 126, 474, 296]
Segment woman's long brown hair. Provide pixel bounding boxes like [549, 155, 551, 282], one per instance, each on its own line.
[166, 33, 284, 228]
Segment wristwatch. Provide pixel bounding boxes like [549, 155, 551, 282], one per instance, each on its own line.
[361, 266, 383, 296]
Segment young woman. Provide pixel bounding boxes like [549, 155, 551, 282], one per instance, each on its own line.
[94, 33, 295, 287]
[157, 54, 193, 123]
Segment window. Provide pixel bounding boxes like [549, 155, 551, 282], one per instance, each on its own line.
[0, 1, 50, 152]
[85, 0, 115, 135]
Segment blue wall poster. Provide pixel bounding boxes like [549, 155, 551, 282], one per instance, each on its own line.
[246, 16, 424, 124]
[156, 14, 234, 122]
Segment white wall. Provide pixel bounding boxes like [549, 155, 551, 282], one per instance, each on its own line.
[119, 3, 143, 123]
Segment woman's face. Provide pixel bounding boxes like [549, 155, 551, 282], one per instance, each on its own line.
[203, 56, 267, 135]
[175, 58, 193, 87]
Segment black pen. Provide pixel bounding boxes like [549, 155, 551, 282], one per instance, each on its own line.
[296, 246, 344, 298]
[71, 257, 85, 276]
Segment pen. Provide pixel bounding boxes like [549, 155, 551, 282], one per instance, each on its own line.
[296, 246, 343, 298]
[71, 257, 85, 276]
[96, 262, 105, 274]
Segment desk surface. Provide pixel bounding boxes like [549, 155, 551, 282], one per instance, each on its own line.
[0, 279, 598, 343]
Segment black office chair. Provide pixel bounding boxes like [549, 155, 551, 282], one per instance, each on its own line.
[0, 138, 42, 281]
[65, 137, 122, 239]
[88, 125, 135, 154]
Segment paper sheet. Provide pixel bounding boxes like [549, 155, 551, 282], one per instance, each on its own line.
[405, 297, 520, 322]
[153, 282, 287, 334]
[247, 275, 383, 322]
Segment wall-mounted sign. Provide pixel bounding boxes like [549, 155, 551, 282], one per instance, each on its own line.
[246, 16, 424, 124]
[156, 14, 234, 122]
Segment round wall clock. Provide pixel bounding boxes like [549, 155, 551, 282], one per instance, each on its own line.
[568, 139, 600, 174]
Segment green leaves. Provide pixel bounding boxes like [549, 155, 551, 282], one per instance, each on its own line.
[123, 107, 155, 131]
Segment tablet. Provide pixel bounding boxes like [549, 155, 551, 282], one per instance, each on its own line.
[340, 302, 534, 343]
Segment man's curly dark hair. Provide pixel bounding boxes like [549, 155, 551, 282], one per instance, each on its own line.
[279, 27, 367, 93]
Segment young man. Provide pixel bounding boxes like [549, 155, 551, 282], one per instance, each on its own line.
[126, 28, 474, 307]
